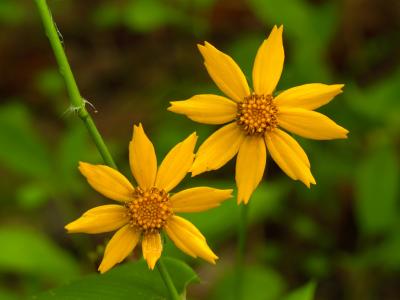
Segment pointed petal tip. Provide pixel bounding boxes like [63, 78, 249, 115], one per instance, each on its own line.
[209, 256, 218, 264]
[64, 224, 72, 233]
[336, 83, 345, 90]
[204, 41, 213, 48]
[197, 43, 206, 52]
[303, 177, 316, 188]
[146, 257, 158, 270]
[226, 189, 234, 198]
[237, 195, 250, 205]
[98, 259, 113, 274]
[189, 164, 205, 177]
[188, 131, 198, 140]
[78, 161, 89, 171]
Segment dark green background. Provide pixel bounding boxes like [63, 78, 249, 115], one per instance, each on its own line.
[0, 0, 399, 299]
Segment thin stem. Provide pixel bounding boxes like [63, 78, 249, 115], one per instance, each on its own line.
[35, 1, 180, 298]
[34, 0, 116, 168]
[157, 259, 181, 300]
[235, 203, 249, 300]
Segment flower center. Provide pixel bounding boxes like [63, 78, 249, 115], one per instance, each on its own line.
[125, 187, 173, 234]
[236, 93, 278, 135]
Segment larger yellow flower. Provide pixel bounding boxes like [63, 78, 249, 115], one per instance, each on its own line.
[65, 124, 232, 273]
[169, 25, 348, 204]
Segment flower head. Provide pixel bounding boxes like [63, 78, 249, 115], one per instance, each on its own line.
[169, 25, 348, 204]
[65, 124, 232, 272]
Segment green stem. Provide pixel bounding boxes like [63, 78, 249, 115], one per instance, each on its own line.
[235, 203, 249, 300]
[35, 1, 180, 298]
[157, 259, 181, 300]
[34, 0, 116, 168]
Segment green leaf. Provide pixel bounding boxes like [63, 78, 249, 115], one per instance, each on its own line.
[211, 265, 285, 300]
[0, 103, 51, 177]
[35, 257, 199, 300]
[355, 143, 399, 235]
[0, 288, 18, 300]
[346, 71, 400, 125]
[0, 0, 26, 24]
[283, 281, 317, 300]
[92, 3, 123, 28]
[248, 0, 337, 82]
[35, 69, 64, 97]
[16, 182, 50, 209]
[0, 227, 78, 282]
[124, 0, 184, 32]
[56, 123, 95, 195]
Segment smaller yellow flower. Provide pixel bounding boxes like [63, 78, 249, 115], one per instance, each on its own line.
[65, 124, 232, 273]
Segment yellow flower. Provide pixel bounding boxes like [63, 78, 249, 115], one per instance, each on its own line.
[65, 124, 232, 273]
[169, 25, 348, 204]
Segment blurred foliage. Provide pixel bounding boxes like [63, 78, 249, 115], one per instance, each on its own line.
[0, 0, 399, 299]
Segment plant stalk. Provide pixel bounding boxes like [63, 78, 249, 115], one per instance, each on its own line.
[157, 259, 181, 300]
[235, 202, 249, 300]
[35, 0, 116, 168]
[35, 1, 181, 298]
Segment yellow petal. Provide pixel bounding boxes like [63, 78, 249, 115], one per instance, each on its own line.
[278, 107, 349, 140]
[142, 232, 162, 270]
[191, 122, 245, 176]
[155, 133, 197, 192]
[198, 42, 250, 102]
[129, 124, 157, 189]
[168, 94, 237, 124]
[274, 83, 344, 110]
[252, 25, 284, 95]
[98, 225, 140, 273]
[165, 216, 218, 264]
[265, 129, 315, 187]
[171, 187, 233, 213]
[65, 205, 129, 234]
[79, 162, 134, 202]
[236, 136, 266, 204]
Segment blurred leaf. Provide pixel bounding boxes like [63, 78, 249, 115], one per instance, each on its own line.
[249, 0, 312, 37]
[302, 254, 330, 278]
[283, 281, 316, 300]
[211, 265, 285, 300]
[248, 0, 337, 82]
[0, 227, 78, 282]
[0, 289, 18, 300]
[360, 224, 400, 270]
[0, 0, 26, 24]
[346, 71, 400, 125]
[0, 103, 51, 177]
[35, 257, 198, 300]
[56, 123, 93, 195]
[355, 143, 399, 235]
[124, 0, 184, 32]
[176, 0, 215, 9]
[92, 2, 123, 28]
[372, 230, 400, 269]
[16, 182, 50, 209]
[35, 69, 64, 97]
